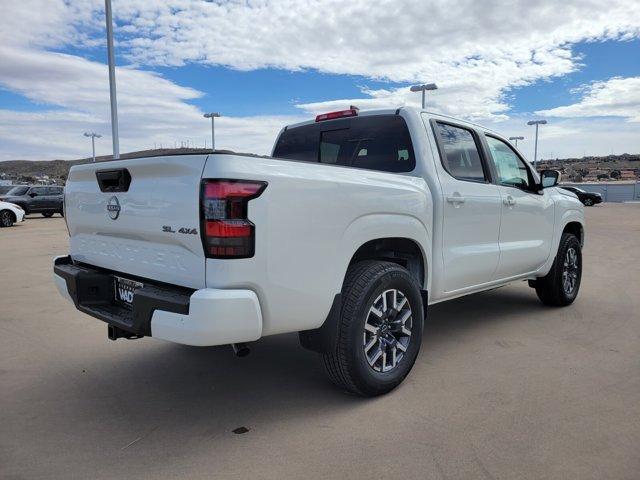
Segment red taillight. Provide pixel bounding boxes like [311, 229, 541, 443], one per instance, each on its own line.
[315, 108, 359, 122]
[201, 180, 267, 258]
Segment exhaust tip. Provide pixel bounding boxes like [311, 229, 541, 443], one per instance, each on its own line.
[232, 343, 250, 357]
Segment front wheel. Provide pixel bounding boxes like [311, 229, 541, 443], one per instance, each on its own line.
[42, 212, 54, 218]
[534, 233, 582, 306]
[322, 261, 424, 397]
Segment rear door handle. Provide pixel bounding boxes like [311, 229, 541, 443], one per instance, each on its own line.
[503, 195, 516, 206]
[446, 195, 466, 206]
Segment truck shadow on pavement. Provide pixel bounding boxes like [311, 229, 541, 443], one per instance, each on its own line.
[26, 286, 544, 457]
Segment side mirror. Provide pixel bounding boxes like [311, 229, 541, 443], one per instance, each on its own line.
[540, 169, 559, 188]
[29, 192, 37, 197]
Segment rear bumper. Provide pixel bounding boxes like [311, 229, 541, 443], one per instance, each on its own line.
[53, 255, 263, 346]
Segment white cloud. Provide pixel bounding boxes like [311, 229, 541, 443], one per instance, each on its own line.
[109, 0, 639, 121]
[480, 116, 640, 160]
[536, 77, 640, 122]
[0, 0, 639, 160]
[114, 0, 639, 78]
[0, 107, 300, 161]
[0, 3, 302, 160]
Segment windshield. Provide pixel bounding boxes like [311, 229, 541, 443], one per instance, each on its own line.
[5, 186, 29, 196]
[0, 186, 15, 194]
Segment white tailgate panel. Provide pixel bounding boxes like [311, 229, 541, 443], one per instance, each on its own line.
[65, 155, 208, 289]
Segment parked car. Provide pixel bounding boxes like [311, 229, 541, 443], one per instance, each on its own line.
[560, 186, 602, 206]
[54, 107, 585, 396]
[0, 200, 25, 227]
[0, 185, 64, 217]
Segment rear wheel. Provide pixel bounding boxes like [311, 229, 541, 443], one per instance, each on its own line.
[42, 212, 54, 218]
[534, 233, 582, 306]
[322, 261, 424, 396]
[0, 210, 15, 227]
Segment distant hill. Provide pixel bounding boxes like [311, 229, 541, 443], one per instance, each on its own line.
[0, 159, 87, 178]
[1, 149, 637, 184]
[0, 148, 254, 182]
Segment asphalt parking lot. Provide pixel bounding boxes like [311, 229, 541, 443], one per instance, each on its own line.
[1, 205, 639, 480]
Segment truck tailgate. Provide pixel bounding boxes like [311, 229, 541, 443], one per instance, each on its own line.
[64, 155, 208, 289]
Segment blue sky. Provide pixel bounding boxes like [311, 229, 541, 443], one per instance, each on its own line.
[6, 38, 635, 118]
[510, 39, 640, 113]
[0, 0, 639, 161]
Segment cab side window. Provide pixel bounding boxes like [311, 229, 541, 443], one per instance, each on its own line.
[485, 136, 532, 190]
[30, 187, 47, 196]
[434, 122, 487, 182]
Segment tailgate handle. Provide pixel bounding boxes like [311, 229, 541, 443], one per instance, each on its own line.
[96, 169, 131, 192]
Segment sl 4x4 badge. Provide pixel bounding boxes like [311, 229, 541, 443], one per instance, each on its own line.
[162, 226, 198, 235]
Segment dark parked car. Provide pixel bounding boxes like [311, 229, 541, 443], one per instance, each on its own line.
[0, 185, 64, 217]
[561, 186, 603, 206]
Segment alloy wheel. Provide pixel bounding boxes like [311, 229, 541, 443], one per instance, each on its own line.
[562, 247, 579, 295]
[363, 289, 412, 373]
[1, 211, 13, 227]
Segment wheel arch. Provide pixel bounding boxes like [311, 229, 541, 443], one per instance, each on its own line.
[347, 237, 429, 310]
[534, 208, 584, 278]
[562, 221, 584, 246]
[349, 237, 426, 284]
[337, 213, 432, 292]
[301, 235, 430, 354]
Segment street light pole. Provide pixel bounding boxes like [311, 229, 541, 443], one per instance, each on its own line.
[410, 83, 438, 109]
[527, 120, 547, 169]
[203, 113, 221, 151]
[509, 136, 524, 148]
[84, 132, 102, 162]
[105, 0, 119, 159]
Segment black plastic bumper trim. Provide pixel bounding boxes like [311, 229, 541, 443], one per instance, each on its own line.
[54, 256, 194, 337]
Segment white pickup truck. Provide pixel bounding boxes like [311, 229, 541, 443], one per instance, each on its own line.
[54, 107, 585, 396]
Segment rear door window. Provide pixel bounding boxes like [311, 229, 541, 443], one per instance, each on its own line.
[433, 122, 487, 182]
[273, 115, 416, 173]
[7, 186, 29, 196]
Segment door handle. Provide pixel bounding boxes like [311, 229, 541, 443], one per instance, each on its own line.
[503, 195, 516, 206]
[446, 195, 466, 206]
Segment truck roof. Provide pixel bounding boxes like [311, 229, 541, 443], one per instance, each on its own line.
[283, 106, 503, 137]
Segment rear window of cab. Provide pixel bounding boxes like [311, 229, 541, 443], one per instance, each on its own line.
[273, 115, 416, 173]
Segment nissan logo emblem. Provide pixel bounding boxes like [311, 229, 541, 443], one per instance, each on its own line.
[107, 196, 121, 220]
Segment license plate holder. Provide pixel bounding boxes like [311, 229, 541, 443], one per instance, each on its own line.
[113, 276, 144, 309]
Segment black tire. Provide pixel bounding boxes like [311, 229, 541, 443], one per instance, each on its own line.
[534, 233, 582, 306]
[322, 261, 424, 397]
[583, 198, 593, 206]
[0, 210, 15, 227]
[42, 212, 54, 218]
